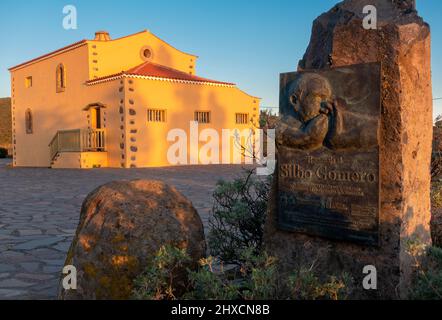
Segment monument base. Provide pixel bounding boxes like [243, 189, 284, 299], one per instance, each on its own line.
[266, 175, 401, 299]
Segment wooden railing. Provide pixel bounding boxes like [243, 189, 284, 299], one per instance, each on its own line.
[87, 129, 106, 152]
[49, 129, 106, 160]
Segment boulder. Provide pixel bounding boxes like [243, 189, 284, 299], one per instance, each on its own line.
[59, 180, 206, 300]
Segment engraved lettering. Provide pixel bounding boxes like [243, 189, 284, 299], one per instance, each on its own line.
[276, 64, 381, 246]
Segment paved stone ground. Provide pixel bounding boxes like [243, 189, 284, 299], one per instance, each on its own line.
[0, 159, 251, 299]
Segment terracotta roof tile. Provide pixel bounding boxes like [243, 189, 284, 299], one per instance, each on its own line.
[87, 61, 235, 86]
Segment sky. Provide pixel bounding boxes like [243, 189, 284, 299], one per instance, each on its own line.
[0, 0, 441, 116]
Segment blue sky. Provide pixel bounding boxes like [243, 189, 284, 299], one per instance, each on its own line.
[0, 0, 441, 116]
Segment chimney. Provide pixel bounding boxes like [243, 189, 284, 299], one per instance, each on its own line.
[94, 31, 111, 41]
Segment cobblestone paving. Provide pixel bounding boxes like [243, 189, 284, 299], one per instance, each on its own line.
[0, 159, 251, 299]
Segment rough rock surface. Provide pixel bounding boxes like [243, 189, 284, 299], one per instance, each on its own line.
[59, 180, 206, 300]
[264, 0, 432, 299]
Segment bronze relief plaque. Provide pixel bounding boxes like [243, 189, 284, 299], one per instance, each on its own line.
[277, 63, 381, 246]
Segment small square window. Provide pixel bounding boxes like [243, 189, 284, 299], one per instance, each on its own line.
[195, 111, 211, 124]
[235, 113, 249, 124]
[25, 76, 33, 88]
[147, 109, 166, 122]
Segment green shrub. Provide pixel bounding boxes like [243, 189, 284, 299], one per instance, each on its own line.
[431, 182, 442, 208]
[410, 245, 442, 300]
[0, 147, 7, 159]
[239, 248, 279, 300]
[185, 256, 240, 300]
[289, 268, 352, 300]
[184, 248, 280, 300]
[132, 245, 191, 300]
[133, 245, 351, 300]
[208, 170, 271, 265]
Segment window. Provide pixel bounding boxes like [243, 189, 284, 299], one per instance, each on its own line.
[147, 109, 166, 122]
[235, 113, 249, 124]
[56, 64, 66, 92]
[140, 46, 154, 61]
[25, 76, 32, 88]
[194, 111, 211, 124]
[143, 49, 152, 59]
[25, 109, 33, 134]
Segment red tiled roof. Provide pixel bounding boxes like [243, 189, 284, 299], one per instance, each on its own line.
[87, 61, 235, 86]
[9, 40, 88, 71]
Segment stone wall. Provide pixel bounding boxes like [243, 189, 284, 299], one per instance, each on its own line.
[0, 97, 12, 153]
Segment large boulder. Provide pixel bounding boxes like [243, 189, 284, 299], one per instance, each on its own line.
[59, 180, 206, 300]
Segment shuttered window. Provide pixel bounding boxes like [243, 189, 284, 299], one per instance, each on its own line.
[194, 111, 211, 124]
[56, 64, 66, 92]
[25, 109, 33, 134]
[147, 109, 166, 122]
[235, 113, 249, 124]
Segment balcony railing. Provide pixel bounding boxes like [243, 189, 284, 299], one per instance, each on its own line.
[49, 129, 106, 160]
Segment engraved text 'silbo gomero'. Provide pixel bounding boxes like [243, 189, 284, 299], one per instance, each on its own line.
[276, 63, 381, 246]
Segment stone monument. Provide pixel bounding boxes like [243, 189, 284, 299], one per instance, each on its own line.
[264, 0, 432, 299]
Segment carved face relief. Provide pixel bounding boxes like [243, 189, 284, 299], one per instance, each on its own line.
[277, 63, 382, 246]
[288, 73, 332, 123]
